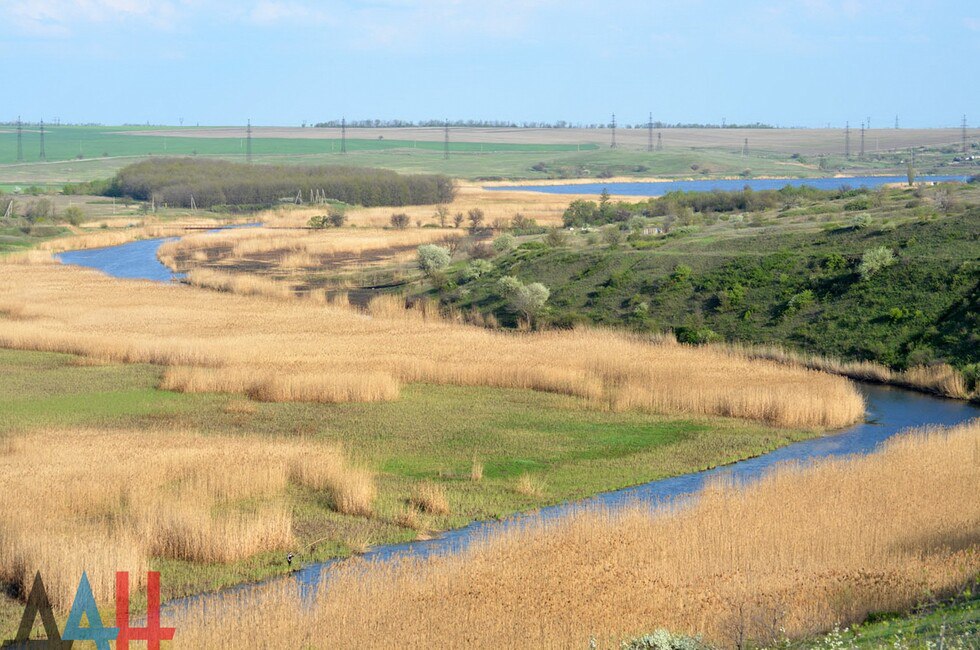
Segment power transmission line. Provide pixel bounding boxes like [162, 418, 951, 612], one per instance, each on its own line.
[860, 122, 865, 158]
[444, 120, 450, 160]
[16, 116, 23, 162]
[341, 117, 347, 154]
[610, 113, 617, 148]
[844, 121, 850, 158]
[894, 115, 899, 129]
[656, 132, 663, 151]
[39, 119, 46, 161]
[246, 119, 252, 163]
[647, 112, 653, 152]
[742, 138, 749, 157]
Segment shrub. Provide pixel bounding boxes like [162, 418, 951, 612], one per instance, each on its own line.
[461, 259, 494, 281]
[601, 225, 625, 246]
[390, 213, 410, 229]
[62, 206, 84, 226]
[823, 252, 848, 271]
[961, 363, 980, 391]
[545, 227, 569, 247]
[497, 276, 550, 322]
[623, 629, 706, 650]
[858, 246, 896, 279]
[468, 241, 495, 260]
[785, 289, 816, 314]
[308, 214, 329, 229]
[417, 244, 451, 276]
[496, 276, 523, 296]
[22, 199, 53, 223]
[327, 209, 347, 227]
[844, 196, 873, 211]
[677, 326, 721, 345]
[671, 264, 692, 283]
[467, 208, 485, 232]
[849, 214, 873, 229]
[511, 213, 536, 231]
[492, 234, 515, 252]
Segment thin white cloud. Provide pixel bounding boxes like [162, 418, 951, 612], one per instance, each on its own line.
[248, 1, 332, 25]
[4, 0, 185, 35]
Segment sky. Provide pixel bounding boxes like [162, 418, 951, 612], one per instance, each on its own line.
[1, 0, 977, 128]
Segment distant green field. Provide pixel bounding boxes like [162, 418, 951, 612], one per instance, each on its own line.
[0, 125, 594, 166]
[0, 125, 968, 189]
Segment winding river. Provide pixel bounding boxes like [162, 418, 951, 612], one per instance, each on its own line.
[53, 221, 979, 619]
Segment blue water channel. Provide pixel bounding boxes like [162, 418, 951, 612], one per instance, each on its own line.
[489, 174, 970, 196]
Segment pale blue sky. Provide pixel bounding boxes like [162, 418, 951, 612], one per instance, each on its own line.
[1, 0, 977, 127]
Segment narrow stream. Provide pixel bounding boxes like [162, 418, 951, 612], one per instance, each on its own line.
[52, 230, 979, 620]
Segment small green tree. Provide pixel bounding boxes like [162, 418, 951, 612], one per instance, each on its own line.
[513, 282, 550, 321]
[562, 199, 598, 227]
[497, 275, 549, 323]
[417, 244, 451, 276]
[858, 246, 896, 279]
[496, 275, 523, 296]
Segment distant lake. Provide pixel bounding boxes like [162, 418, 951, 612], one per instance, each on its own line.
[488, 175, 970, 197]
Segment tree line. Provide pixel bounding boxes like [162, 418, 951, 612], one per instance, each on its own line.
[90, 158, 455, 209]
[562, 185, 876, 227]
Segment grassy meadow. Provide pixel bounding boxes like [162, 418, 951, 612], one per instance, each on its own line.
[172, 419, 980, 648]
[0, 347, 816, 637]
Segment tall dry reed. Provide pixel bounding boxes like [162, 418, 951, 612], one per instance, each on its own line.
[728, 342, 973, 400]
[173, 419, 980, 649]
[0, 263, 864, 429]
[0, 428, 374, 611]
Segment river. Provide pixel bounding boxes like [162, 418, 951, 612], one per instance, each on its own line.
[51, 215, 978, 620]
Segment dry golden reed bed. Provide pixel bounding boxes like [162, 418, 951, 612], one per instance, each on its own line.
[173, 419, 980, 649]
[730, 343, 973, 400]
[259, 183, 573, 228]
[157, 225, 451, 272]
[37, 217, 231, 253]
[0, 428, 374, 611]
[0, 262, 863, 429]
